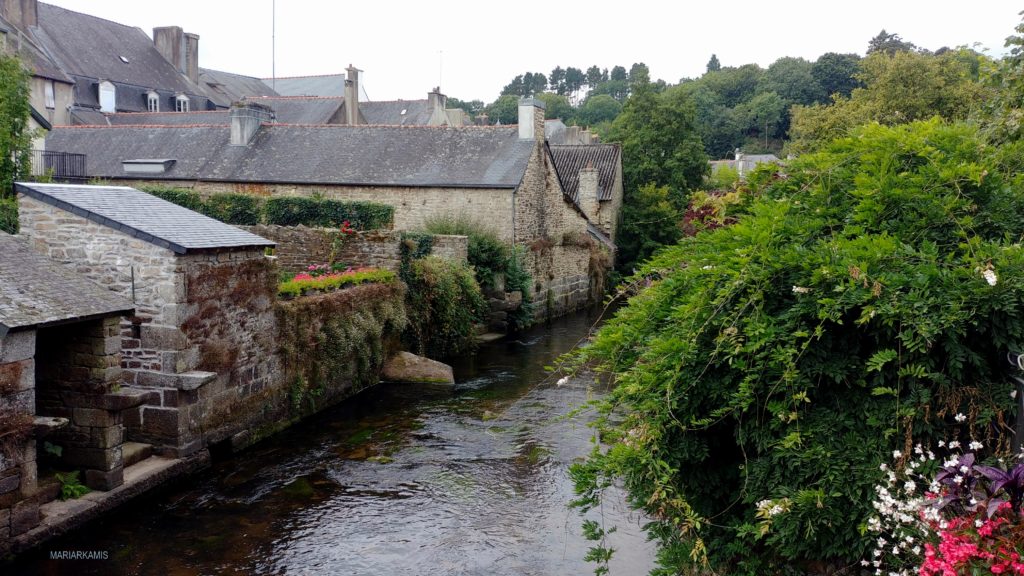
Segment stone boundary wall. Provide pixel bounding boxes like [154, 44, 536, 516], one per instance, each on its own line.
[239, 225, 468, 275]
[0, 330, 37, 543]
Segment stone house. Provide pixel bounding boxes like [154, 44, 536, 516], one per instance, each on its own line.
[0, 232, 137, 541]
[45, 99, 624, 319]
[15, 182, 278, 459]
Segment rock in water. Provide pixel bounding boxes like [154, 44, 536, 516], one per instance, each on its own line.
[381, 351, 454, 384]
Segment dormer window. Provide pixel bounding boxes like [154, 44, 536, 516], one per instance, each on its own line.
[99, 80, 116, 113]
[175, 94, 189, 112]
[146, 91, 159, 112]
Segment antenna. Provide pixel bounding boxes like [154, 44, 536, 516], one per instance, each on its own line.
[271, 0, 276, 90]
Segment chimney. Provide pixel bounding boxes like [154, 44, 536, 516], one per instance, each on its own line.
[427, 87, 447, 125]
[184, 32, 199, 85]
[517, 98, 545, 142]
[0, 0, 37, 31]
[578, 162, 600, 219]
[344, 64, 361, 125]
[154, 27, 199, 84]
[230, 102, 274, 146]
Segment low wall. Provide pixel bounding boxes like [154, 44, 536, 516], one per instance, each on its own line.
[239, 225, 468, 275]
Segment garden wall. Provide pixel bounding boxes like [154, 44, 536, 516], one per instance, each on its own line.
[239, 225, 468, 275]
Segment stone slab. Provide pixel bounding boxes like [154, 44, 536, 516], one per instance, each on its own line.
[381, 351, 454, 385]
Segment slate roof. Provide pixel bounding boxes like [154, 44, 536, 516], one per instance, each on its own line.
[199, 68, 279, 108]
[46, 125, 535, 189]
[0, 12, 71, 83]
[29, 3, 211, 112]
[14, 182, 275, 254]
[103, 110, 230, 126]
[550, 144, 621, 203]
[241, 96, 343, 125]
[0, 232, 133, 333]
[359, 100, 432, 126]
[263, 74, 346, 97]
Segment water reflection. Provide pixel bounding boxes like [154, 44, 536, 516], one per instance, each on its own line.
[13, 309, 655, 575]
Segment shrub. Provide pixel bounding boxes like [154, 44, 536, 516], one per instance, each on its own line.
[200, 193, 262, 225]
[569, 120, 1024, 574]
[139, 185, 204, 211]
[403, 256, 487, 359]
[0, 197, 17, 234]
[264, 196, 321, 226]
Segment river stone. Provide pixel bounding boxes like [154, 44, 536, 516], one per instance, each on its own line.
[381, 352, 454, 385]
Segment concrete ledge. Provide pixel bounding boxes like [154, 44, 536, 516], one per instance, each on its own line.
[3, 452, 210, 557]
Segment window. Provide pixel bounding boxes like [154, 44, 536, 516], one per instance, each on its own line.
[99, 81, 116, 113]
[175, 94, 189, 112]
[147, 91, 159, 112]
[44, 81, 55, 109]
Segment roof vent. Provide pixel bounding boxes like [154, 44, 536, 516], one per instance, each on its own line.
[122, 159, 176, 174]
[119, 55, 130, 64]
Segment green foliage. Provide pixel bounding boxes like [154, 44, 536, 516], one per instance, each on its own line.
[576, 95, 622, 127]
[979, 14, 1024, 143]
[758, 56, 825, 107]
[0, 197, 17, 234]
[201, 193, 262, 225]
[571, 120, 1024, 574]
[138, 186, 394, 230]
[615, 183, 682, 273]
[278, 268, 397, 299]
[483, 95, 520, 125]
[402, 256, 487, 359]
[812, 52, 862, 98]
[534, 92, 573, 121]
[706, 54, 721, 73]
[55, 470, 90, 500]
[0, 53, 32, 196]
[867, 29, 918, 55]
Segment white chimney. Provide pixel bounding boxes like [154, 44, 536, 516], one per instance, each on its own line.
[518, 98, 546, 141]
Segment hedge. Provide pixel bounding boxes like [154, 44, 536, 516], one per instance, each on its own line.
[138, 185, 394, 230]
[0, 198, 16, 234]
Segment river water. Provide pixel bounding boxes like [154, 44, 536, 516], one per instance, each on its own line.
[13, 309, 655, 575]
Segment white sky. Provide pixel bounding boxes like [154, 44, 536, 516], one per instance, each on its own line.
[42, 1, 1023, 102]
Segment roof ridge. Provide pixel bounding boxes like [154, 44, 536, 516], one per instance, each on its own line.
[54, 123, 228, 129]
[244, 95, 344, 101]
[108, 110, 228, 115]
[261, 73, 345, 80]
[39, 2, 143, 34]
[256, 123, 516, 130]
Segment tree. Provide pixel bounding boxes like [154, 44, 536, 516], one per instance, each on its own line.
[482, 94, 519, 125]
[736, 91, 786, 148]
[614, 183, 682, 271]
[563, 66, 586, 102]
[758, 56, 825, 106]
[610, 65, 628, 82]
[534, 92, 573, 121]
[549, 66, 566, 94]
[706, 54, 721, 73]
[446, 97, 485, 117]
[577, 94, 622, 126]
[585, 65, 606, 88]
[0, 53, 31, 197]
[700, 64, 763, 107]
[673, 81, 741, 159]
[604, 67, 708, 271]
[501, 72, 547, 97]
[978, 14, 1024, 142]
[812, 52, 862, 98]
[867, 29, 917, 55]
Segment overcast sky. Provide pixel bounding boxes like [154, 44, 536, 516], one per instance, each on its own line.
[42, 1, 1023, 103]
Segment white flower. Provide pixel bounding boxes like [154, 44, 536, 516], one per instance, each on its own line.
[893, 450, 902, 459]
[959, 465, 969, 474]
[1012, 390, 1018, 399]
[701, 265, 713, 270]
[983, 268, 998, 286]
[903, 480, 916, 493]
[555, 376, 569, 387]
[862, 560, 871, 567]
[954, 413, 967, 422]
[953, 475, 964, 484]
[969, 440, 984, 451]
[792, 285, 811, 294]
[948, 440, 961, 449]
[938, 440, 946, 448]
[880, 463, 888, 471]
[975, 519, 984, 528]
[912, 545, 921, 555]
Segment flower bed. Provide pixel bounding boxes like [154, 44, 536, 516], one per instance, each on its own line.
[278, 266, 396, 299]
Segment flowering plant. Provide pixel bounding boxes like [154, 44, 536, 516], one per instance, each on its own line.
[304, 262, 350, 278]
[865, 428, 1024, 576]
[278, 266, 395, 299]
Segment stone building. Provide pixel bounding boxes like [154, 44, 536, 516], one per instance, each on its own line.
[15, 182, 278, 458]
[45, 99, 624, 319]
[0, 232, 136, 541]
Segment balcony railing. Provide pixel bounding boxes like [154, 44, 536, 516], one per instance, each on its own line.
[27, 150, 88, 183]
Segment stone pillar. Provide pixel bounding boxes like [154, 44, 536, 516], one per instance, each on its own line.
[0, 328, 39, 539]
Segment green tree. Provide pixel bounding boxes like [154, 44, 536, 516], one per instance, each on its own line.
[978, 15, 1024, 142]
[736, 91, 786, 148]
[483, 94, 519, 125]
[585, 65, 606, 88]
[0, 53, 32, 197]
[758, 56, 825, 106]
[571, 120, 1024, 574]
[614, 183, 682, 272]
[706, 53, 721, 73]
[867, 29, 917, 55]
[673, 81, 741, 159]
[812, 52, 862, 98]
[549, 66, 566, 94]
[609, 65, 627, 82]
[700, 64, 763, 107]
[446, 97, 484, 117]
[576, 94, 622, 126]
[563, 66, 586, 101]
[534, 92, 573, 121]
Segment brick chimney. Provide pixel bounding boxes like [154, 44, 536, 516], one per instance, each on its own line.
[518, 98, 545, 142]
[578, 162, 600, 219]
[153, 26, 200, 85]
[344, 64, 361, 125]
[230, 102, 274, 146]
[0, 0, 37, 31]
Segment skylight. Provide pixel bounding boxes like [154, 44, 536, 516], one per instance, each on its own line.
[119, 55, 129, 64]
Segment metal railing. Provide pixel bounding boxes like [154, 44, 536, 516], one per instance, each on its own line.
[27, 150, 88, 183]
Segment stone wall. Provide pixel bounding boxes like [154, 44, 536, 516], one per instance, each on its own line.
[239, 225, 468, 276]
[0, 329, 38, 542]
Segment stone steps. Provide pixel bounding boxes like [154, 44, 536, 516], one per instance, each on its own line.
[121, 442, 152, 468]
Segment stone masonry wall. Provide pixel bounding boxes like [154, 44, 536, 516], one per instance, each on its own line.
[0, 329, 38, 542]
[239, 225, 467, 276]
[116, 180, 517, 243]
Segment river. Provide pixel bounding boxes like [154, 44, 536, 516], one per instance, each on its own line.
[11, 308, 656, 575]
